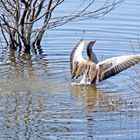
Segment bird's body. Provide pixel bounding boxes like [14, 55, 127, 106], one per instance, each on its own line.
[70, 40, 140, 85]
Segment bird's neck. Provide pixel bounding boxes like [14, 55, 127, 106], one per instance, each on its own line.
[87, 46, 93, 58]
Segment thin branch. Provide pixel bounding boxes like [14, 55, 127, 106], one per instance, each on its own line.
[1, 26, 9, 46]
[34, 0, 45, 19]
[48, 0, 124, 28]
[0, 0, 125, 51]
[1, 0, 13, 15]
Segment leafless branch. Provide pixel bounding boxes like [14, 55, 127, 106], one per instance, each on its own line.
[1, 26, 9, 46]
[0, 0, 124, 51]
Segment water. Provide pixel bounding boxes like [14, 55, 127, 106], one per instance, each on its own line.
[0, 0, 140, 139]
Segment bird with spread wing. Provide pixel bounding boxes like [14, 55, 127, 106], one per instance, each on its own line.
[70, 39, 140, 84]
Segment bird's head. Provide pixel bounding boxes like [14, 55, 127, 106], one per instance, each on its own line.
[87, 40, 96, 48]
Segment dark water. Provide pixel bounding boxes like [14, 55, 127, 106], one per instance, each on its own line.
[0, 0, 140, 139]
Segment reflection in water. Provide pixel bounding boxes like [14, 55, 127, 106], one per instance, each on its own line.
[9, 47, 35, 78]
[0, 70, 139, 139]
[71, 85, 98, 139]
[71, 85, 127, 139]
[31, 45, 44, 59]
[0, 45, 139, 140]
[72, 85, 98, 113]
[7, 46, 48, 79]
[71, 85, 125, 112]
[0, 91, 45, 139]
[0, 0, 140, 139]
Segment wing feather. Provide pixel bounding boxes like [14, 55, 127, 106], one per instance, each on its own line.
[96, 55, 140, 82]
[75, 62, 85, 78]
[70, 39, 85, 78]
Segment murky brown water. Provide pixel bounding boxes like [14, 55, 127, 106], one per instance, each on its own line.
[0, 0, 140, 139]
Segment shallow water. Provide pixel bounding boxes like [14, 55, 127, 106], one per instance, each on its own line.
[0, 0, 140, 139]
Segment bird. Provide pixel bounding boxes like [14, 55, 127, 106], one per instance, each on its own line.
[70, 39, 98, 79]
[70, 40, 140, 84]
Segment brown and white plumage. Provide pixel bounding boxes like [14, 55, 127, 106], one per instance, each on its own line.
[71, 40, 140, 84]
[70, 40, 97, 79]
[92, 55, 140, 84]
[70, 39, 85, 79]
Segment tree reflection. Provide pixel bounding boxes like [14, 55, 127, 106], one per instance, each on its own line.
[8, 46, 47, 78]
[1, 90, 45, 139]
[9, 47, 34, 77]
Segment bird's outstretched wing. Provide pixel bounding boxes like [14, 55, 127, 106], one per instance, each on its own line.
[70, 39, 85, 78]
[95, 55, 140, 83]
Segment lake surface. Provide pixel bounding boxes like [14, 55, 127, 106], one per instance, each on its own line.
[0, 0, 140, 139]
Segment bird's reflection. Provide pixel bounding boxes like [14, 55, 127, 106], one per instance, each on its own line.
[71, 85, 103, 139]
[71, 84, 126, 139]
[71, 84, 125, 113]
[72, 85, 99, 113]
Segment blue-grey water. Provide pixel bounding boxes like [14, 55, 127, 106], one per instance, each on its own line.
[0, 0, 140, 139]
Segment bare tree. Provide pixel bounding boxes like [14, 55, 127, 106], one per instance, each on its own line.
[0, 0, 124, 53]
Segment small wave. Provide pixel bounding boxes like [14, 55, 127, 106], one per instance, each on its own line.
[71, 82, 91, 86]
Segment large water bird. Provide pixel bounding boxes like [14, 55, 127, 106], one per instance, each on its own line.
[70, 40, 97, 79]
[70, 40, 140, 84]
